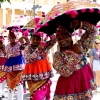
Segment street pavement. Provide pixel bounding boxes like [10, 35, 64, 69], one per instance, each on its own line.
[1, 69, 100, 100]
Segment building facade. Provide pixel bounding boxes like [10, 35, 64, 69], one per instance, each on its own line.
[0, 0, 67, 27]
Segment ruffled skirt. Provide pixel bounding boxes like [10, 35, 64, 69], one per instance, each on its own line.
[3, 54, 26, 72]
[23, 59, 54, 81]
[53, 64, 97, 100]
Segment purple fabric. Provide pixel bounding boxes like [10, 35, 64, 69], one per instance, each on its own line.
[89, 48, 100, 60]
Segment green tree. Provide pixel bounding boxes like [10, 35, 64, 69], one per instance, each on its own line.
[0, 0, 11, 8]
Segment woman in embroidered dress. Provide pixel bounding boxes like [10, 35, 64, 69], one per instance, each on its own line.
[89, 39, 100, 88]
[23, 33, 56, 100]
[0, 37, 7, 100]
[53, 20, 97, 100]
[3, 31, 29, 100]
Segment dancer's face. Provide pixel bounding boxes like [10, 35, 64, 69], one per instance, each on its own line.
[70, 20, 80, 29]
[57, 33, 72, 48]
[8, 36, 16, 43]
[31, 35, 41, 47]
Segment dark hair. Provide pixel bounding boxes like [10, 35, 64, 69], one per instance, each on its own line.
[56, 30, 71, 40]
[31, 34, 41, 40]
[0, 40, 3, 44]
[8, 32, 16, 39]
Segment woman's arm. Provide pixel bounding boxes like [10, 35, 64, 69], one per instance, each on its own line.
[44, 35, 56, 50]
[76, 21, 97, 54]
[1, 45, 6, 55]
[90, 56, 94, 69]
[19, 37, 30, 50]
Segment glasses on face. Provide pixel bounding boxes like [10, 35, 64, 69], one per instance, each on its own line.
[95, 42, 100, 45]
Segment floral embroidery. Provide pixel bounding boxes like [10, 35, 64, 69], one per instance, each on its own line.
[22, 71, 53, 81]
[6, 42, 22, 57]
[24, 45, 47, 64]
[24, 36, 56, 64]
[3, 64, 25, 72]
[53, 50, 88, 77]
[78, 22, 97, 54]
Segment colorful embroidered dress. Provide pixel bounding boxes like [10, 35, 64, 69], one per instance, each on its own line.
[0, 49, 7, 83]
[23, 39, 56, 100]
[3, 42, 26, 89]
[53, 22, 97, 100]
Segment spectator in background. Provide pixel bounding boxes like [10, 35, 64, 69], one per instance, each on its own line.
[90, 39, 100, 88]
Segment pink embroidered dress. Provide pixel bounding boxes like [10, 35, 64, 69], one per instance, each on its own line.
[53, 22, 97, 100]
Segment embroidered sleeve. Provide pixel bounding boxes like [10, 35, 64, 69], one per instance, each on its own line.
[77, 21, 97, 54]
[53, 51, 82, 77]
[44, 35, 56, 50]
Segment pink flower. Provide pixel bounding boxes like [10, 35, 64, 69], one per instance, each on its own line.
[65, 10, 70, 15]
[23, 30, 29, 37]
[72, 34, 75, 36]
[34, 17, 41, 24]
[19, 28, 22, 32]
[76, 32, 78, 35]
[36, 24, 42, 28]
[50, 35, 55, 39]
[55, 12, 58, 16]
[81, 9, 86, 13]
[45, 34, 48, 40]
[79, 29, 82, 34]
[96, 25, 100, 28]
[40, 41, 47, 46]
[70, 10, 78, 18]
[39, 32, 44, 37]
[43, 22, 48, 27]
[11, 28, 15, 33]
[49, 16, 53, 20]
[20, 15, 23, 18]
[98, 10, 100, 14]
[4, 29, 7, 32]
[89, 8, 94, 13]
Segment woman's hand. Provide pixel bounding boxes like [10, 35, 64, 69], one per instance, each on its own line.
[38, 44, 44, 50]
[72, 44, 82, 54]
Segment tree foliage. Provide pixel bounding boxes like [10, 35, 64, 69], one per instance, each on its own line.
[0, 0, 11, 3]
[0, 0, 11, 8]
